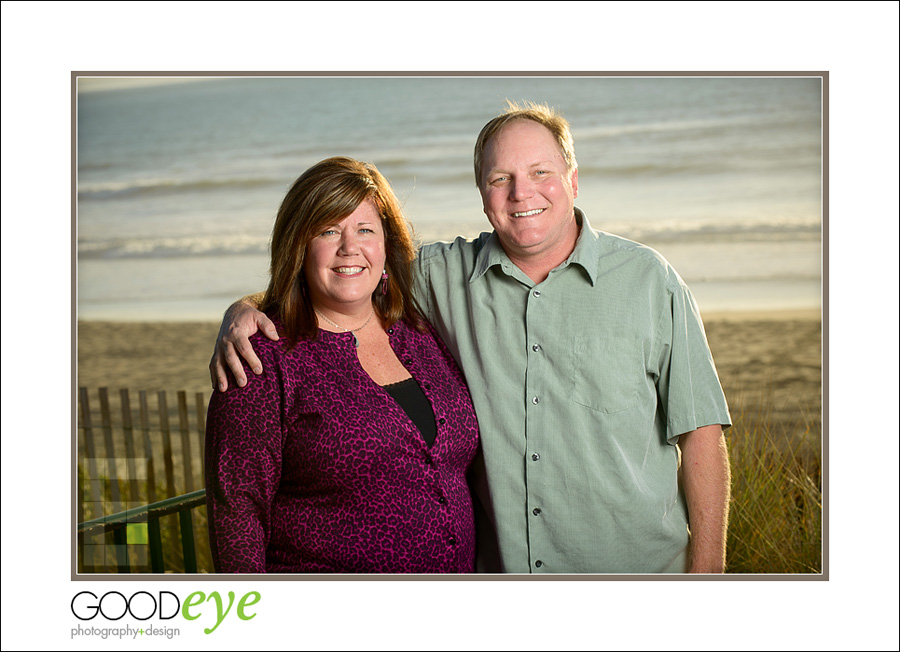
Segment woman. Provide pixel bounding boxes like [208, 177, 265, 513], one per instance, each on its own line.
[205, 157, 479, 573]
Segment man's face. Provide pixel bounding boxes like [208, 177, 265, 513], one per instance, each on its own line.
[479, 119, 579, 264]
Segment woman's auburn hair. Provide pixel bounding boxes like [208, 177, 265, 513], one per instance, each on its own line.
[262, 156, 426, 345]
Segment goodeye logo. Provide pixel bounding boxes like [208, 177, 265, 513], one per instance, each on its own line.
[70, 589, 260, 638]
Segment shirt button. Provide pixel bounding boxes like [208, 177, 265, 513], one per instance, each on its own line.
[532, 344, 542, 352]
[439, 417, 446, 425]
[531, 396, 540, 405]
[387, 328, 394, 334]
[531, 453, 540, 461]
[533, 289, 541, 298]
[438, 496, 447, 505]
[448, 536, 457, 545]
[424, 383, 431, 390]
[532, 507, 542, 516]
[535, 560, 543, 568]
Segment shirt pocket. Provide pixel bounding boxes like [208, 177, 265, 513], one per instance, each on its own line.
[570, 335, 644, 413]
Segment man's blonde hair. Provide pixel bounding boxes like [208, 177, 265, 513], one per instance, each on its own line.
[473, 101, 577, 188]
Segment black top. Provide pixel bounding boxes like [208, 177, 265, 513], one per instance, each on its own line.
[383, 378, 438, 447]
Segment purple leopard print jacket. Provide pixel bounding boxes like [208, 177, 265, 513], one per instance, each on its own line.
[205, 318, 480, 573]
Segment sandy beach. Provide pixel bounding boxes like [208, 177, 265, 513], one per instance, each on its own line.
[76, 309, 822, 446]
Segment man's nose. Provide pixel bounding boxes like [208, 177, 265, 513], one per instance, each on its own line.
[509, 177, 534, 201]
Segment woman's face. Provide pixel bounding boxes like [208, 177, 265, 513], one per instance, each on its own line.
[303, 198, 386, 315]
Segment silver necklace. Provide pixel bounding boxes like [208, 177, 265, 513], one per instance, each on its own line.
[314, 308, 375, 348]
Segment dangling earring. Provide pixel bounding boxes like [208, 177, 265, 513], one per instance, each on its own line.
[381, 269, 388, 295]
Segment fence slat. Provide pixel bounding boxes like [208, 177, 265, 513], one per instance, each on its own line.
[120, 389, 140, 502]
[178, 391, 194, 493]
[77, 463, 86, 574]
[195, 392, 207, 479]
[79, 388, 102, 511]
[98, 388, 122, 511]
[157, 391, 176, 498]
[139, 391, 158, 505]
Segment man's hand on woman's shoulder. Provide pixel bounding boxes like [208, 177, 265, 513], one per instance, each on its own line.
[209, 293, 278, 391]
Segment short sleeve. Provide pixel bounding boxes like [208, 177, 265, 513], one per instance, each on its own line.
[656, 277, 731, 443]
[412, 247, 435, 322]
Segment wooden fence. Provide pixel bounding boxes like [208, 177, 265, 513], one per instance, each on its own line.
[77, 387, 212, 573]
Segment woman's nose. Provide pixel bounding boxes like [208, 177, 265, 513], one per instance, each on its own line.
[338, 232, 360, 254]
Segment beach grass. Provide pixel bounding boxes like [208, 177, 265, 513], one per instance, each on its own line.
[725, 403, 822, 574]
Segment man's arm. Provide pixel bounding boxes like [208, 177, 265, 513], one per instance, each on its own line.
[679, 424, 731, 573]
[208, 292, 278, 391]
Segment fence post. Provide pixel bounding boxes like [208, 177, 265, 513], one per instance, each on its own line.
[148, 517, 165, 572]
[98, 387, 122, 511]
[120, 388, 140, 502]
[78, 389, 102, 507]
[195, 392, 207, 479]
[178, 391, 194, 493]
[157, 391, 176, 498]
[138, 391, 158, 505]
[179, 510, 199, 573]
[79, 388, 101, 570]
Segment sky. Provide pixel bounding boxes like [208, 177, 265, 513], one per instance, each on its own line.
[2, 2, 898, 651]
[76, 77, 211, 93]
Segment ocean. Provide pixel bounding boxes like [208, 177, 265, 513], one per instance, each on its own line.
[76, 75, 823, 320]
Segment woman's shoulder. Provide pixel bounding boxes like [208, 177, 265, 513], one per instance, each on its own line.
[393, 316, 437, 339]
[246, 316, 305, 364]
[395, 317, 452, 356]
[249, 317, 337, 362]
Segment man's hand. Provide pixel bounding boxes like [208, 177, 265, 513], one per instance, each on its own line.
[209, 293, 278, 391]
[680, 424, 730, 573]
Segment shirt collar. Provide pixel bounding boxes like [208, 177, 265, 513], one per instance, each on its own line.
[469, 208, 601, 286]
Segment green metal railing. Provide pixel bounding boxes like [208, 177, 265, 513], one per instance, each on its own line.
[78, 489, 207, 573]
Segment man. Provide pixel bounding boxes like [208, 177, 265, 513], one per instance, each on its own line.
[211, 102, 731, 573]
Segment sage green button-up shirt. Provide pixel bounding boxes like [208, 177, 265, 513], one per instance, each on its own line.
[413, 210, 731, 574]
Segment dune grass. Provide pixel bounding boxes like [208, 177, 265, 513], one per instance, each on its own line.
[725, 404, 822, 574]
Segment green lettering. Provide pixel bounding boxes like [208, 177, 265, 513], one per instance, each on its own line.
[182, 591, 204, 621]
[203, 591, 236, 635]
[237, 592, 261, 621]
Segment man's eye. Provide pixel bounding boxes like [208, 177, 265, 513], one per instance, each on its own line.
[491, 176, 508, 184]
